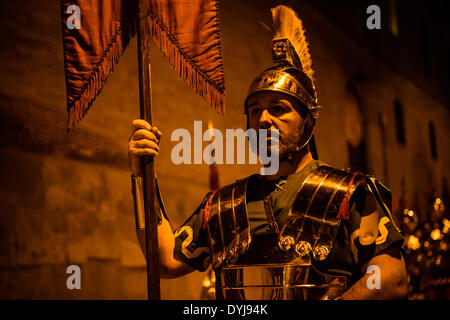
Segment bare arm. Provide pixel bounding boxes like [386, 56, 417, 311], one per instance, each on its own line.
[135, 216, 195, 279]
[129, 119, 195, 279]
[341, 247, 408, 300]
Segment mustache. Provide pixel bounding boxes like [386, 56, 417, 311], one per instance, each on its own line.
[256, 129, 279, 139]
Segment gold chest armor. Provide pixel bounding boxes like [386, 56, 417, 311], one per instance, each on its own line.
[205, 166, 387, 299]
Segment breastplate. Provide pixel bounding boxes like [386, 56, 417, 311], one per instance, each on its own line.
[205, 165, 366, 299]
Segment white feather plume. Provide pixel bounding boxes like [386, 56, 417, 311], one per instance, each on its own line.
[271, 5, 314, 82]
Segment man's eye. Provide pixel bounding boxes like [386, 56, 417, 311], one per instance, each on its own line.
[250, 108, 261, 116]
[271, 105, 284, 114]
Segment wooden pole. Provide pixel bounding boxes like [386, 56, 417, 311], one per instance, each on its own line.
[137, 0, 160, 300]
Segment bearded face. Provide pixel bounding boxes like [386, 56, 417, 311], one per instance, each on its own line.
[246, 91, 307, 160]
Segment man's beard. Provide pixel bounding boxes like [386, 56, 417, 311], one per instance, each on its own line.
[279, 130, 303, 157]
[264, 125, 304, 161]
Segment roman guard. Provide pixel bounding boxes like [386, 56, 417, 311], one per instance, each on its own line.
[197, 5, 401, 300]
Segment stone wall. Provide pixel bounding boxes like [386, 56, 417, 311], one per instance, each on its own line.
[0, 0, 448, 299]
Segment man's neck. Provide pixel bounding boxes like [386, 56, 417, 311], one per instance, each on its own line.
[264, 148, 313, 181]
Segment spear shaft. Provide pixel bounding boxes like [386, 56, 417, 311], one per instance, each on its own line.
[137, 0, 160, 300]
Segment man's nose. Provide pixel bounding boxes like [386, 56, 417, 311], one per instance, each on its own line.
[258, 109, 272, 128]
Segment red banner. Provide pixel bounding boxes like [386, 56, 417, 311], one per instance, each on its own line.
[61, 0, 226, 129]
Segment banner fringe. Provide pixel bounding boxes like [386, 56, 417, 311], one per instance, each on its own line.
[67, 24, 130, 130]
[67, 4, 226, 130]
[146, 14, 225, 116]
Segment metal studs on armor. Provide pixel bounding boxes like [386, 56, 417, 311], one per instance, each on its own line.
[239, 239, 250, 253]
[213, 254, 224, 266]
[294, 241, 312, 257]
[313, 245, 330, 261]
[228, 247, 237, 258]
[278, 236, 295, 251]
[272, 40, 287, 60]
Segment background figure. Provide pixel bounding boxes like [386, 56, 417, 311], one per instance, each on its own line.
[401, 188, 450, 299]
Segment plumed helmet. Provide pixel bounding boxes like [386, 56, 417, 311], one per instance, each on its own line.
[244, 5, 320, 159]
[244, 6, 319, 120]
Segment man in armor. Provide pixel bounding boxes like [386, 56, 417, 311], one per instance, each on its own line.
[128, 5, 408, 299]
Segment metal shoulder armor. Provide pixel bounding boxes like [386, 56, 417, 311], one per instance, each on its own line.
[277, 165, 367, 261]
[205, 178, 251, 269]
